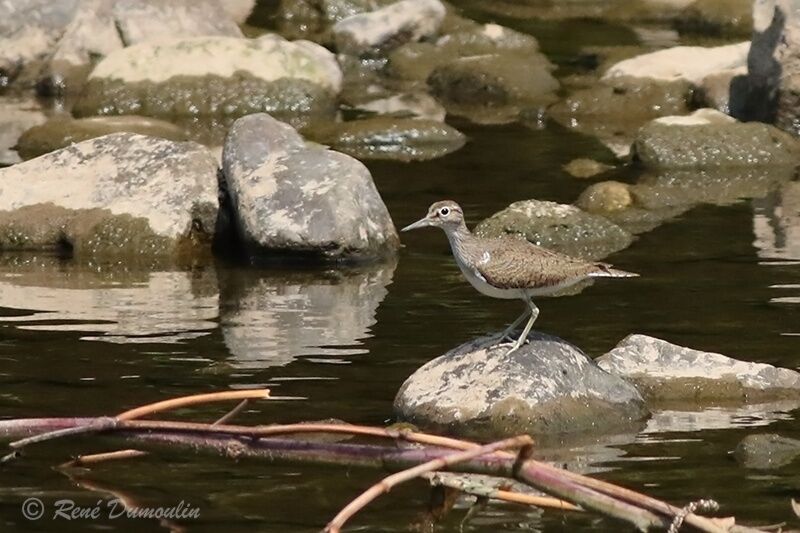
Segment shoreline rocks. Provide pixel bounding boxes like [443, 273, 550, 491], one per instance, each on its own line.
[394, 333, 649, 439]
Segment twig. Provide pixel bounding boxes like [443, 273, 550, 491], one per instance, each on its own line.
[59, 449, 149, 469]
[10, 417, 118, 449]
[212, 399, 250, 426]
[116, 389, 270, 421]
[323, 435, 534, 533]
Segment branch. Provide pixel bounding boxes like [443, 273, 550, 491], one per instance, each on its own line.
[116, 389, 271, 421]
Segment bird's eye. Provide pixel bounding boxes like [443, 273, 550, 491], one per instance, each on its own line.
[439, 207, 450, 216]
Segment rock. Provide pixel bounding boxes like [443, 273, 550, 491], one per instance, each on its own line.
[0, 99, 47, 165]
[16, 115, 188, 160]
[563, 158, 614, 179]
[475, 199, 634, 261]
[220, 0, 256, 24]
[351, 92, 446, 121]
[221, 113, 399, 261]
[0, 26, 58, 91]
[603, 42, 749, 85]
[740, 0, 800, 134]
[308, 117, 466, 161]
[597, 334, 800, 402]
[394, 333, 649, 438]
[548, 77, 693, 158]
[576, 181, 634, 212]
[73, 35, 341, 127]
[112, 0, 243, 46]
[0, 133, 218, 257]
[695, 67, 748, 114]
[633, 109, 800, 169]
[735, 434, 800, 469]
[332, 0, 446, 55]
[0, 0, 79, 36]
[389, 23, 544, 82]
[42, 0, 122, 94]
[275, 0, 395, 42]
[674, 0, 753, 37]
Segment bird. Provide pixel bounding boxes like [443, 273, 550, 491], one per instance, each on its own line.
[401, 200, 637, 355]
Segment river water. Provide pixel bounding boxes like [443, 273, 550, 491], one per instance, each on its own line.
[2, 3, 800, 532]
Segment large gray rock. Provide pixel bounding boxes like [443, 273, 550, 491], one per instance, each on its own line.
[16, 115, 188, 160]
[394, 333, 649, 438]
[735, 434, 800, 469]
[73, 35, 341, 127]
[221, 113, 399, 261]
[332, 0, 446, 55]
[0, 0, 80, 36]
[674, 0, 753, 37]
[597, 334, 800, 402]
[0, 99, 47, 165]
[0, 132, 218, 258]
[308, 117, 466, 161]
[633, 109, 800, 168]
[736, 0, 800, 132]
[475, 199, 634, 261]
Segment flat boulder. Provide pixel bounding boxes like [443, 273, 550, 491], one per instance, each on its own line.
[633, 109, 800, 169]
[0, 133, 218, 258]
[73, 35, 341, 127]
[597, 334, 800, 402]
[394, 333, 649, 438]
[475, 199, 633, 261]
[221, 113, 399, 261]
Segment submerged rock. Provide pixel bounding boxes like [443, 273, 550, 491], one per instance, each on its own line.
[394, 333, 649, 438]
[16, 115, 188, 160]
[308, 117, 465, 161]
[351, 92, 446, 121]
[0, 133, 218, 258]
[0, 99, 47, 165]
[633, 109, 800, 169]
[475, 199, 634, 261]
[332, 0, 446, 55]
[275, 0, 395, 42]
[563, 158, 614, 179]
[603, 41, 749, 85]
[597, 334, 800, 403]
[74, 35, 341, 127]
[221, 113, 399, 261]
[735, 434, 800, 469]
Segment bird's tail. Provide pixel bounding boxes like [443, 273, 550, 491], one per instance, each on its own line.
[591, 263, 639, 278]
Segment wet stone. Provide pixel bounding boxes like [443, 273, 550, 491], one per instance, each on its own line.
[734, 434, 800, 470]
[475, 199, 634, 261]
[597, 334, 800, 403]
[221, 113, 399, 261]
[16, 115, 188, 160]
[0, 132, 218, 258]
[307, 117, 466, 161]
[0, 99, 47, 165]
[394, 333, 649, 439]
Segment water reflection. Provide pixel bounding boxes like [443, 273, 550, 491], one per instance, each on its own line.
[218, 260, 396, 369]
[753, 181, 800, 263]
[641, 401, 799, 435]
[0, 256, 218, 343]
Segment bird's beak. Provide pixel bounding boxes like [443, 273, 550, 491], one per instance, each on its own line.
[401, 217, 432, 232]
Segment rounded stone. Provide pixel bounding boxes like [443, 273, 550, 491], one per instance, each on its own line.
[394, 333, 649, 439]
[576, 181, 634, 213]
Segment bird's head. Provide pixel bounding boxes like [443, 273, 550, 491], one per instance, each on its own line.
[401, 200, 465, 233]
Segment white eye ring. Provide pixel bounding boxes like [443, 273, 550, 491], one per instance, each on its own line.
[440, 207, 450, 216]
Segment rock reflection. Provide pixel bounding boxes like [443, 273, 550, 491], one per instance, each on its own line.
[219, 260, 396, 369]
[641, 401, 800, 435]
[0, 255, 218, 343]
[753, 182, 800, 262]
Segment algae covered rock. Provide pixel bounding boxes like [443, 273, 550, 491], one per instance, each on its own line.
[0, 99, 47, 165]
[74, 35, 341, 126]
[394, 333, 649, 439]
[633, 109, 800, 169]
[17, 115, 188, 160]
[221, 113, 399, 261]
[0, 133, 218, 258]
[597, 334, 800, 403]
[475, 199, 633, 261]
[735, 434, 800, 470]
[308, 117, 465, 161]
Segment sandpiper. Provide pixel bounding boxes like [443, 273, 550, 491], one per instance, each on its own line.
[402, 200, 637, 354]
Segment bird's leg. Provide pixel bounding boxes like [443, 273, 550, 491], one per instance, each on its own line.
[499, 303, 531, 342]
[505, 300, 539, 356]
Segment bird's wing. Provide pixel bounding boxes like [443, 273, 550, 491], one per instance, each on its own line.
[473, 238, 599, 290]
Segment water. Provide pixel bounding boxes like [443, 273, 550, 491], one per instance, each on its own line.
[2, 4, 800, 532]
